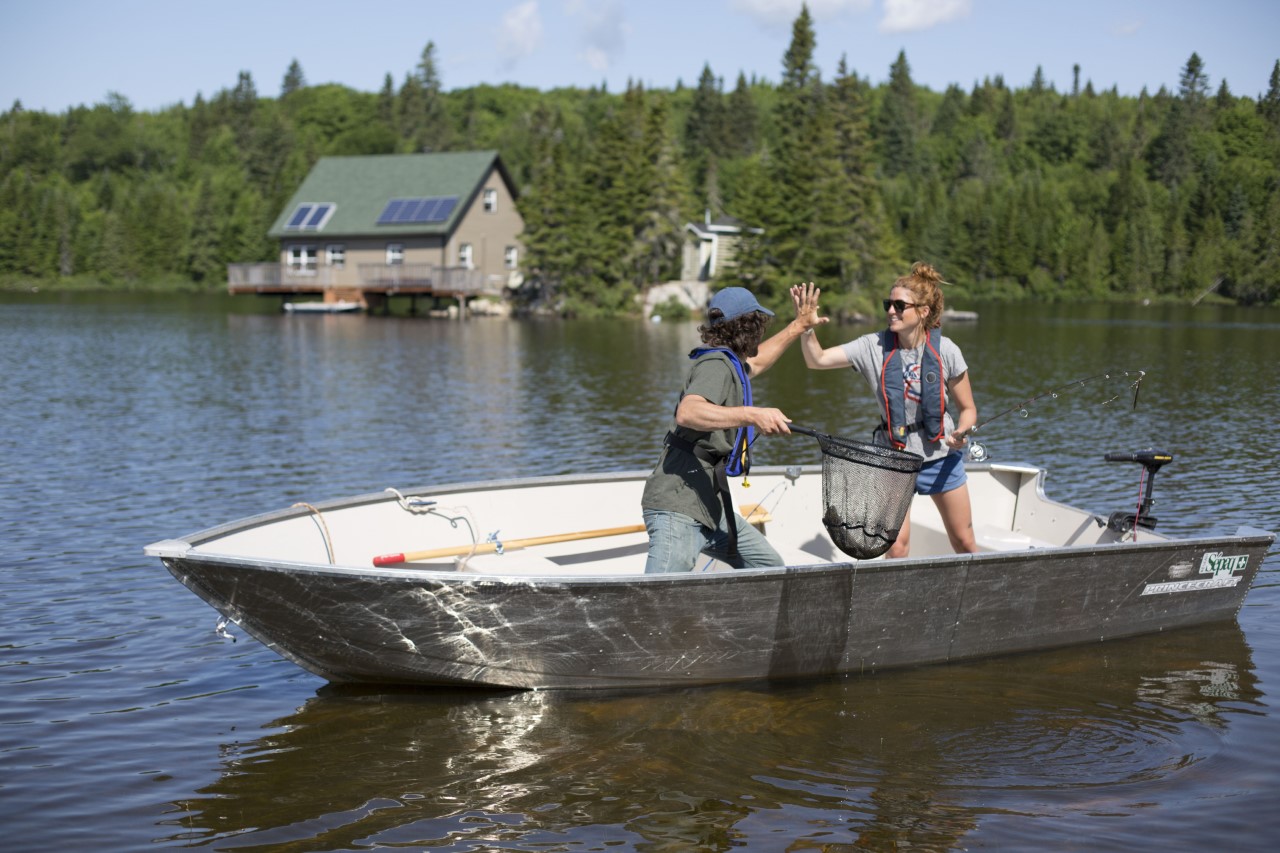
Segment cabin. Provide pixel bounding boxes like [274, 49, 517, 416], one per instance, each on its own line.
[680, 213, 761, 282]
[229, 150, 523, 314]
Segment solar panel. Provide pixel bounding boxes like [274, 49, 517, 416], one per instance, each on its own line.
[419, 197, 444, 220]
[376, 196, 460, 225]
[434, 197, 458, 221]
[399, 198, 427, 222]
[304, 204, 332, 228]
[285, 202, 334, 231]
[286, 205, 312, 229]
[378, 200, 404, 224]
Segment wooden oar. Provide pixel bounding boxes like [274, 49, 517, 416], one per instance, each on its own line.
[372, 523, 646, 566]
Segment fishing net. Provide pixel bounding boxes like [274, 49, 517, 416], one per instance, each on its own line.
[794, 427, 924, 560]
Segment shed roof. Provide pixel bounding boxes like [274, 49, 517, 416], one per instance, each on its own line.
[267, 150, 516, 239]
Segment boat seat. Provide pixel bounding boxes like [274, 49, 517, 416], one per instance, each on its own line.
[974, 524, 1057, 551]
[455, 551, 641, 576]
[737, 502, 774, 531]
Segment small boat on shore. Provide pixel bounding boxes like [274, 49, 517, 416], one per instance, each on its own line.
[282, 300, 363, 314]
[145, 456, 1272, 690]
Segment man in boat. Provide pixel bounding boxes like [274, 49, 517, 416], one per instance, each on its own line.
[641, 285, 823, 573]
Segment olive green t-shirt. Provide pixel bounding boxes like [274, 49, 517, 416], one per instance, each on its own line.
[640, 351, 743, 528]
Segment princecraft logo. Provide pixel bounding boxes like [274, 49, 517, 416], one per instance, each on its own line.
[1140, 552, 1250, 596]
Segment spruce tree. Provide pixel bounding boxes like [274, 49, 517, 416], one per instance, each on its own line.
[876, 51, 920, 177]
[723, 73, 759, 158]
[281, 60, 305, 98]
[519, 104, 580, 309]
[415, 42, 451, 151]
[1260, 60, 1280, 132]
[684, 64, 726, 202]
[831, 57, 901, 293]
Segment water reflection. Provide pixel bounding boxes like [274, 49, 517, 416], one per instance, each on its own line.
[166, 623, 1257, 851]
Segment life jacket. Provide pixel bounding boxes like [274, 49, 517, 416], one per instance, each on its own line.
[879, 328, 946, 450]
[661, 347, 753, 559]
[686, 347, 754, 476]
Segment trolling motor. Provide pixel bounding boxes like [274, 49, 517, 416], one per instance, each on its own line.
[1104, 449, 1173, 534]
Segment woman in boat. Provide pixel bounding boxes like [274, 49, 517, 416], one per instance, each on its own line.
[796, 263, 980, 557]
[641, 285, 823, 573]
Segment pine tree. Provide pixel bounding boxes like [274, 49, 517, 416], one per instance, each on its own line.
[876, 50, 920, 176]
[377, 73, 396, 125]
[1215, 79, 1234, 110]
[415, 41, 451, 151]
[830, 57, 901, 292]
[1030, 66, 1047, 95]
[684, 64, 726, 202]
[281, 59, 305, 98]
[631, 94, 691, 290]
[229, 71, 258, 154]
[518, 104, 580, 309]
[1260, 60, 1280, 132]
[723, 73, 759, 158]
[764, 3, 832, 301]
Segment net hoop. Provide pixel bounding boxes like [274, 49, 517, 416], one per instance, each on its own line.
[811, 434, 923, 560]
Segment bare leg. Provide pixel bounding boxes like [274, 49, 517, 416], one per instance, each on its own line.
[932, 484, 979, 553]
[886, 512, 912, 559]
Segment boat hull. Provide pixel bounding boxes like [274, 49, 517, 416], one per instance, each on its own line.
[161, 531, 1271, 689]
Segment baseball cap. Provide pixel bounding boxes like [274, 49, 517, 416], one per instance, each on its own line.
[708, 287, 774, 324]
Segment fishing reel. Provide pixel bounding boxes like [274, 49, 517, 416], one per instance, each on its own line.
[1104, 449, 1173, 534]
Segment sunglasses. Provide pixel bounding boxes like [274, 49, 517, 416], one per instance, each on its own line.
[883, 299, 917, 313]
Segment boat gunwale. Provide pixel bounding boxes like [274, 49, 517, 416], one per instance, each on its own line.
[146, 462, 1275, 582]
[160, 526, 1276, 586]
[149, 460, 1057, 555]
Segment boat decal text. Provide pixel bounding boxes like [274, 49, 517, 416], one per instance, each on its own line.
[1199, 551, 1250, 578]
[1141, 551, 1250, 596]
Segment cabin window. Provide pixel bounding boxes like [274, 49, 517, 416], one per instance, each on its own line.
[458, 243, 474, 269]
[325, 244, 345, 268]
[504, 245, 518, 269]
[483, 188, 498, 213]
[386, 243, 404, 266]
[286, 244, 317, 274]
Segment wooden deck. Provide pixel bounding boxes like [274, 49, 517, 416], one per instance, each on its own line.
[227, 263, 503, 315]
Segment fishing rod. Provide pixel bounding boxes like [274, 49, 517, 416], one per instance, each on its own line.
[956, 369, 1147, 460]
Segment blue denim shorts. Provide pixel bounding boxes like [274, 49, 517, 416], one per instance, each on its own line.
[915, 451, 968, 495]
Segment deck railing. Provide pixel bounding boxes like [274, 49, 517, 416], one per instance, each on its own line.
[228, 263, 335, 290]
[227, 262, 489, 294]
[356, 263, 486, 293]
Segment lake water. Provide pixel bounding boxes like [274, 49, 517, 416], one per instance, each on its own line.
[2, 292, 1278, 851]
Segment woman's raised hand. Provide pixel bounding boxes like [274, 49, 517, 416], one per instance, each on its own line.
[790, 282, 828, 331]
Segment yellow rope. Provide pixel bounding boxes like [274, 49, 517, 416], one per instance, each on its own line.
[293, 502, 335, 564]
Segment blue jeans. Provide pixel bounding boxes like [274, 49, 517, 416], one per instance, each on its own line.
[643, 508, 783, 573]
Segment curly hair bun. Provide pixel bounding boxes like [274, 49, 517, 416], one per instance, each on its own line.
[910, 261, 948, 286]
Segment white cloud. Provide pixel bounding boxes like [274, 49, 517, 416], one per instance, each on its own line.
[499, 1, 543, 68]
[583, 47, 610, 73]
[1112, 18, 1144, 36]
[730, 0, 873, 29]
[879, 0, 972, 34]
[567, 0, 628, 72]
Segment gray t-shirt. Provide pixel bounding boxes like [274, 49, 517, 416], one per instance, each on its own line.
[641, 351, 742, 528]
[840, 332, 968, 462]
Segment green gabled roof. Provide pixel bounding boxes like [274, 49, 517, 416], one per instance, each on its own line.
[268, 150, 513, 238]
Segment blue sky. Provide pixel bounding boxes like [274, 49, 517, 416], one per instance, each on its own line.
[3, 0, 1277, 114]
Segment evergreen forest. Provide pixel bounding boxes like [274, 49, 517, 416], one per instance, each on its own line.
[3, 7, 1279, 314]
